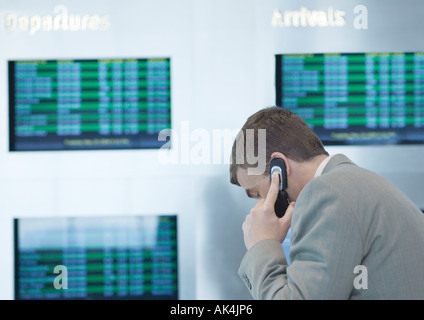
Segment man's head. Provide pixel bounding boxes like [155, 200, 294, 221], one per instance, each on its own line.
[230, 106, 328, 201]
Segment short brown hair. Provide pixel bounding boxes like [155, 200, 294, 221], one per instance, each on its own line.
[230, 106, 328, 185]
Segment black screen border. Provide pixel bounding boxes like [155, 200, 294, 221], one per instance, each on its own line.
[275, 51, 424, 146]
[13, 214, 179, 300]
[8, 57, 172, 152]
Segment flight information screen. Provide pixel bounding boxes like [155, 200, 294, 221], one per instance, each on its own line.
[14, 215, 178, 300]
[276, 52, 424, 145]
[9, 58, 171, 151]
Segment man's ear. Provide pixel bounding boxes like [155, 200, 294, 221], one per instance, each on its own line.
[270, 152, 290, 177]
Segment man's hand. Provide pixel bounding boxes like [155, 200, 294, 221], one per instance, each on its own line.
[242, 172, 295, 250]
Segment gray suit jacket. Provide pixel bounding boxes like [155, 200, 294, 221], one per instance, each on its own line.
[238, 154, 424, 299]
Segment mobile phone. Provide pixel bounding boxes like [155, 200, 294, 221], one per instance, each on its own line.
[270, 157, 290, 218]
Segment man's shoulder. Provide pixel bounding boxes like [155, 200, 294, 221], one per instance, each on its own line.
[310, 154, 381, 192]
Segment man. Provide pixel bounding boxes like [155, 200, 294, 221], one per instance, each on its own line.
[230, 106, 424, 299]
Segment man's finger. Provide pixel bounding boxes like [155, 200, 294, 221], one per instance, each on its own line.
[264, 172, 280, 209]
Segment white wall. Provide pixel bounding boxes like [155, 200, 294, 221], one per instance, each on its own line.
[0, 0, 423, 300]
[0, 0, 199, 299]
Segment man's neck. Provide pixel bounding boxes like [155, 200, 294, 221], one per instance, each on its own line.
[288, 154, 329, 200]
[305, 154, 330, 180]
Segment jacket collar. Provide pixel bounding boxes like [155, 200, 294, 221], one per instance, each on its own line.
[322, 154, 355, 175]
